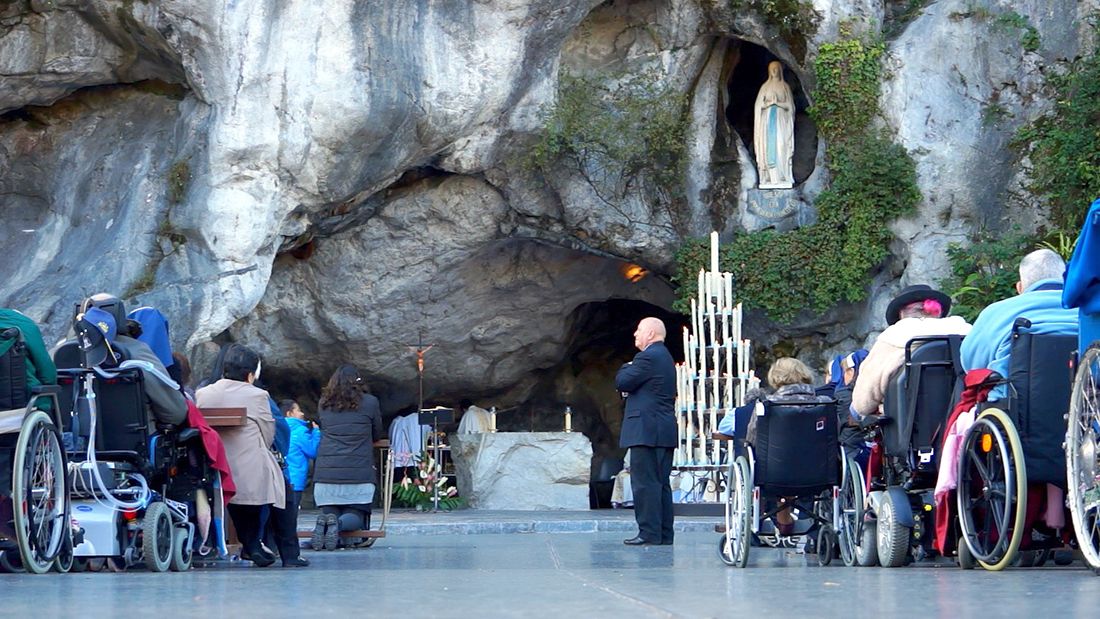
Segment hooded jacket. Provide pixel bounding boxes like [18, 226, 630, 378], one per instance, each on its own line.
[852, 315, 972, 416]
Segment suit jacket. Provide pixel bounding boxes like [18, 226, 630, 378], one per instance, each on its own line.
[616, 341, 677, 449]
[196, 379, 286, 508]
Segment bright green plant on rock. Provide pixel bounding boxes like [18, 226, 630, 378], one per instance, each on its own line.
[1014, 21, 1100, 234]
[938, 230, 1037, 323]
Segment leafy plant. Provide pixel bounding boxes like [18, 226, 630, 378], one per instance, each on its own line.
[938, 230, 1037, 322]
[1014, 20, 1100, 234]
[392, 452, 463, 511]
[530, 71, 689, 228]
[729, 0, 820, 40]
[994, 11, 1041, 52]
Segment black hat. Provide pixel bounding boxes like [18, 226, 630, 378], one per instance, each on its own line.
[885, 284, 952, 326]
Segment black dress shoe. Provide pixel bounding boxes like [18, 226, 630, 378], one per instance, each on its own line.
[659, 539, 674, 545]
[282, 557, 310, 568]
[623, 536, 655, 546]
[247, 548, 276, 567]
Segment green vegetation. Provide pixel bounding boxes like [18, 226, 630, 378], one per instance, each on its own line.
[939, 230, 1036, 323]
[729, 0, 819, 39]
[167, 159, 191, 206]
[994, 10, 1041, 53]
[530, 71, 689, 227]
[674, 37, 921, 322]
[1014, 21, 1100, 233]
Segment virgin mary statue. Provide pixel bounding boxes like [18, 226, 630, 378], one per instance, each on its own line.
[753, 61, 795, 189]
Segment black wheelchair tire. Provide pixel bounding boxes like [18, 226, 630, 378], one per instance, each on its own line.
[855, 520, 878, 567]
[1066, 342, 1100, 571]
[839, 457, 866, 567]
[0, 549, 24, 573]
[957, 531, 976, 570]
[817, 525, 835, 567]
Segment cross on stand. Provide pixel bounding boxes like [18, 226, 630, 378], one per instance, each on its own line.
[404, 332, 453, 512]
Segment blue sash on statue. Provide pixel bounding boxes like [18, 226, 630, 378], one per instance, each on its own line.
[766, 105, 778, 168]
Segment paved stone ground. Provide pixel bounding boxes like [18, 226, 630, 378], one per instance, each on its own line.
[4, 530, 1100, 617]
[296, 508, 722, 535]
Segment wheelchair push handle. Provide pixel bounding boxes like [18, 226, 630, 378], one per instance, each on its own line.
[903, 335, 963, 363]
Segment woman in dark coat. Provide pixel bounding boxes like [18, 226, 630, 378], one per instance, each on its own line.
[310, 364, 383, 550]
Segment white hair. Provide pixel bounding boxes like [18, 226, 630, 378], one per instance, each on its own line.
[1018, 249, 1065, 291]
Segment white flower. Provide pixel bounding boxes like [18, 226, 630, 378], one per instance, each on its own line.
[417, 485, 427, 492]
[419, 470, 428, 479]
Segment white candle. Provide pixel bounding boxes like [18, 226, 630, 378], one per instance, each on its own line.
[489, 406, 497, 433]
[710, 231, 719, 275]
[564, 406, 572, 432]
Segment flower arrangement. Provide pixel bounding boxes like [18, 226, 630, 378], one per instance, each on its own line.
[393, 452, 463, 511]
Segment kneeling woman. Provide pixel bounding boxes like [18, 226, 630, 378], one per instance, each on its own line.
[311, 365, 384, 550]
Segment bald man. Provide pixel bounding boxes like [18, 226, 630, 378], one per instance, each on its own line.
[615, 317, 677, 545]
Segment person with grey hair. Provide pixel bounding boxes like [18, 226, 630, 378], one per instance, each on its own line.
[961, 248, 1079, 399]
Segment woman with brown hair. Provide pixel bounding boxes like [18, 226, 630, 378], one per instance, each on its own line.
[310, 364, 383, 550]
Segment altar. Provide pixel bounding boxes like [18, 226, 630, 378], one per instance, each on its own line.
[449, 432, 592, 510]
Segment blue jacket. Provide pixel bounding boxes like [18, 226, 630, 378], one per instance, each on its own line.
[615, 342, 677, 449]
[287, 417, 321, 491]
[962, 279, 1078, 399]
[1064, 198, 1100, 353]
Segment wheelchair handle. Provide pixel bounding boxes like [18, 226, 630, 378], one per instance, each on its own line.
[903, 335, 962, 363]
[30, 384, 62, 395]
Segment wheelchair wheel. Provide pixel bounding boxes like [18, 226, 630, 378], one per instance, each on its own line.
[957, 530, 976, 569]
[0, 549, 24, 573]
[142, 502, 173, 572]
[957, 407, 1027, 571]
[169, 528, 192, 572]
[13, 410, 67, 574]
[52, 527, 74, 573]
[876, 491, 910, 567]
[838, 457, 866, 567]
[1066, 342, 1100, 570]
[718, 456, 752, 567]
[855, 520, 878, 566]
[817, 525, 835, 566]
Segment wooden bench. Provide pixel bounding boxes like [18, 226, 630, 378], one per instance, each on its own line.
[199, 407, 247, 427]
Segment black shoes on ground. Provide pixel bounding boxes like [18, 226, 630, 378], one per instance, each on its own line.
[623, 536, 674, 546]
[282, 557, 310, 568]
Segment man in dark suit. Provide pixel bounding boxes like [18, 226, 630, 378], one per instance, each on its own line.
[616, 317, 677, 546]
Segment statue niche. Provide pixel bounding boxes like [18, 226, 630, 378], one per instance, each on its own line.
[753, 60, 795, 190]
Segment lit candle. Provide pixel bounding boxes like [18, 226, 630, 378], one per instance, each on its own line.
[489, 406, 497, 433]
[564, 406, 572, 432]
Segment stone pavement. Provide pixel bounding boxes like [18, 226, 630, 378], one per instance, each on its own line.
[296, 508, 721, 536]
[5, 531, 1100, 618]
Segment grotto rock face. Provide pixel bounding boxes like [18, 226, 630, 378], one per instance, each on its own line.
[1, 0, 1098, 439]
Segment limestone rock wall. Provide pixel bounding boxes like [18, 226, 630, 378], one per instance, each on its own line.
[2, 0, 1097, 421]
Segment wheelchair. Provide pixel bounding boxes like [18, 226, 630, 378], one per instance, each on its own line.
[52, 314, 209, 572]
[0, 326, 72, 574]
[1067, 339, 1100, 571]
[718, 398, 864, 567]
[864, 335, 965, 567]
[956, 321, 1077, 571]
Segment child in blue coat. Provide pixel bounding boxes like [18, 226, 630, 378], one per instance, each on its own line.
[281, 400, 322, 506]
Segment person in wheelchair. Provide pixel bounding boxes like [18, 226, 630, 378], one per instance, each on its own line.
[852, 285, 971, 418]
[746, 358, 832, 536]
[961, 248, 1078, 399]
[76, 294, 187, 429]
[0, 308, 58, 544]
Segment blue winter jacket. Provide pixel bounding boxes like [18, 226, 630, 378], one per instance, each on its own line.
[1064, 198, 1100, 354]
[287, 417, 321, 491]
[961, 279, 1078, 399]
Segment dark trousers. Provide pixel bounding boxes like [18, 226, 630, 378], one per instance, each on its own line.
[630, 446, 674, 543]
[241, 485, 300, 562]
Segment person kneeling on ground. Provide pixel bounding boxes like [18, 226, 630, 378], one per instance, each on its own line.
[196, 344, 296, 567]
[852, 285, 971, 418]
[311, 365, 383, 551]
[745, 357, 833, 536]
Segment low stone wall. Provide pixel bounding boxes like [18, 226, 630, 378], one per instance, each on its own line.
[450, 432, 592, 510]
